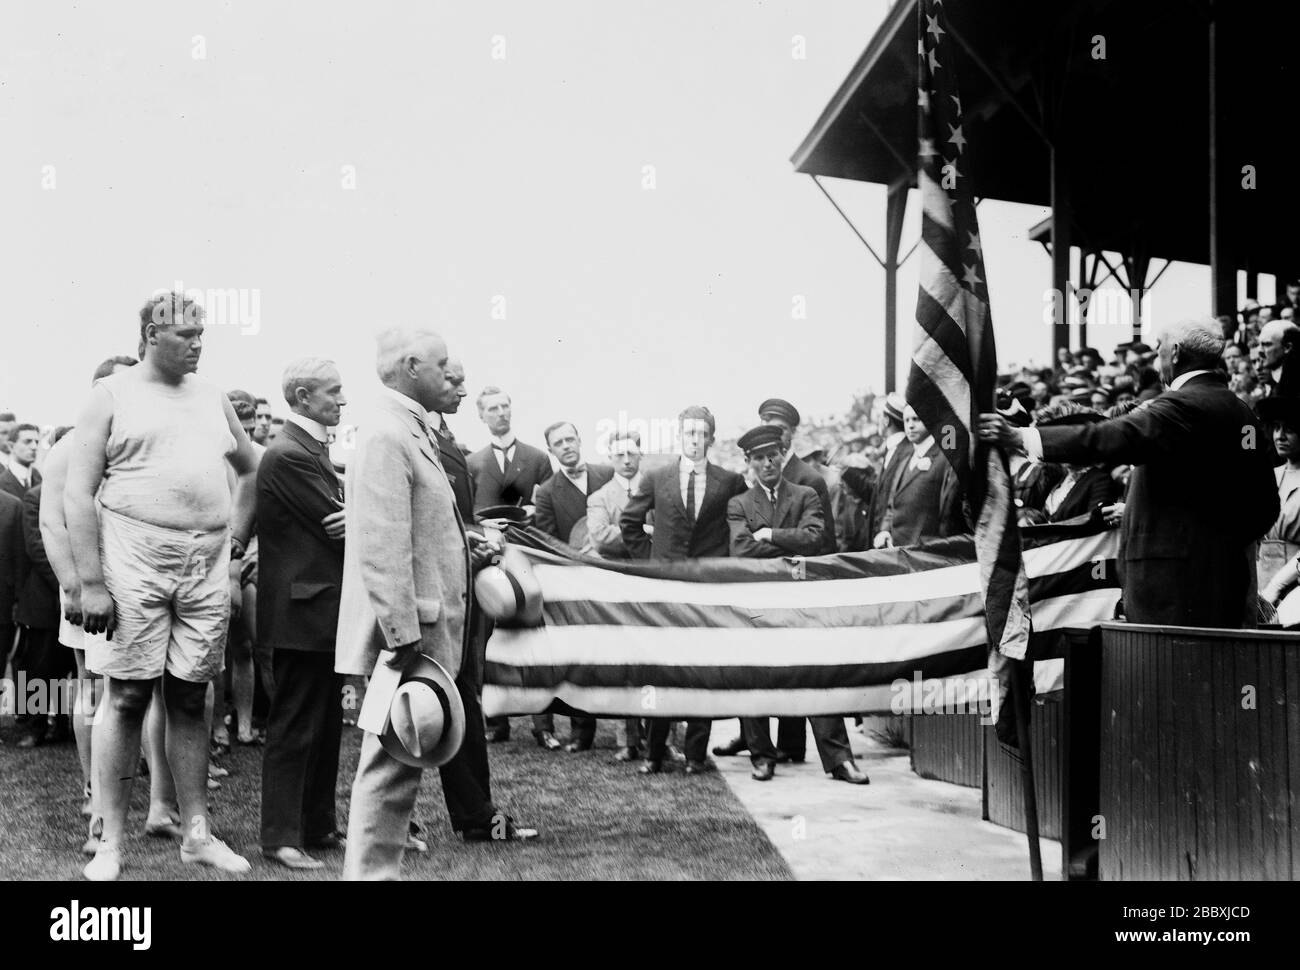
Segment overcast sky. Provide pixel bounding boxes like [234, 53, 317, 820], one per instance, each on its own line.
[2, 0, 1217, 452]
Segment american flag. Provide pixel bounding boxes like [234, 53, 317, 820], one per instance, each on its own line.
[481, 525, 1118, 720]
[907, 0, 1031, 685]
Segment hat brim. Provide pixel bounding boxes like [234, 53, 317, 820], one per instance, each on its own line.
[478, 505, 530, 523]
[379, 654, 466, 769]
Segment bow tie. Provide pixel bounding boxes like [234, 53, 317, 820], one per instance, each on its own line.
[564, 466, 587, 480]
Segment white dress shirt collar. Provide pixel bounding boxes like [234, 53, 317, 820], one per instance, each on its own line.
[286, 412, 329, 443]
[908, 436, 935, 470]
[490, 433, 517, 451]
[679, 454, 709, 476]
[382, 386, 426, 421]
[1171, 369, 1214, 391]
[7, 456, 30, 487]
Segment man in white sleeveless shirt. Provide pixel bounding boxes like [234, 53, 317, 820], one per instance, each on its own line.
[67, 292, 261, 881]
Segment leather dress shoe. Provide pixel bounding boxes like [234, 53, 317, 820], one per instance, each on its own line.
[638, 759, 665, 775]
[486, 724, 511, 743]
[664, 744, 687, 764]
[563, 739, 593, 753]
[712, 735, 748, 757]
[263, 846, 325, 870]
[534, 731, 562, 751]
[613, 746, 641, 762]
[461, 816, 540, 842]
[830, 761, 871, 785]
[683, 759, 716, 775]
[773, 751, 806, 764]
[305, 831, 346, 850]
[16, 734, 41, 749]
[751, 760, 776, 782]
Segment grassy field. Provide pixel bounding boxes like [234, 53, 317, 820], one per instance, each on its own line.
[0, 715, 792, 881]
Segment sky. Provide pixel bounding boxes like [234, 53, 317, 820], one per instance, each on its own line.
[1, 0, 1218, 453]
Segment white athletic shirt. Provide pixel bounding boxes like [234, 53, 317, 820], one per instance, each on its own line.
[97, 370, 236, 531]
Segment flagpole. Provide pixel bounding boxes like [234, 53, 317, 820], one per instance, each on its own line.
[1010, 659, 1044, 880]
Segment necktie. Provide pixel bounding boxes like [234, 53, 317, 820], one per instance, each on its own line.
[439, 418, 455, 443]
[492, 442, 512, 473]
[686, 470, 696, 521]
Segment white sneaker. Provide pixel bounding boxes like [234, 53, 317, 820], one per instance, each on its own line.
[84, 844, 121, 881]
[180, 836, 252, 874]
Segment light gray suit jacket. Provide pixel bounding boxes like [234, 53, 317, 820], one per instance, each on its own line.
[335, 391, 471, 679]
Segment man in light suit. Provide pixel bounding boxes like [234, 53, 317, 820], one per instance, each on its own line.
[467, 386, 553, 514]
[532, 420, 612, 752]
[620, 405, 747, 775]
[257, 358, 349, 870]
[981, 317, 1277, 628]
[873, 405, 964, 549]
[585, 431, 646, 761]
[724, 425, 870, 785]
[338, 329, 537, 881]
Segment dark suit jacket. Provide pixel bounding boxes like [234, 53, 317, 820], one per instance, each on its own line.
[0, 466, 41, 501]
[433, 424, 478, 527]
[467, 439, 553, 511]
[256, 421, 346, 653]
[867, 440, 911, 540]
[782, 454, 836, 555]
[16, 485, 57, 630]
[1039, 371, 1278, 627]
[0, 491, 24, 626]
[620, 460, 747, 561]
[880, 445, 964, 547]
[535, 464, 614, 545]
[727, 481, 824, 559]
[1022, 464, 1119, 523]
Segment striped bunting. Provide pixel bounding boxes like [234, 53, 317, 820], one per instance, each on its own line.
[481, 524, 1120, 719]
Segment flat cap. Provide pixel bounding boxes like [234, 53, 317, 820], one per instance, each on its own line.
[758, 398, 800, 426]
[738, 424, 785, 456]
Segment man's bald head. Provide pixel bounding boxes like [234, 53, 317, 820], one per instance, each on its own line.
[1258, 319, 1300, 372]
[436, 357, 468, 415]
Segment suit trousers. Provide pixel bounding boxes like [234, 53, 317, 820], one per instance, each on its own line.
[260, 650, 345, 848]
[0, 624, 14, 683]
[13, 627, 73, 740]
[747, 716, 853, 772]
[646, 717, 710, 763]
[531, 711, 596, 745]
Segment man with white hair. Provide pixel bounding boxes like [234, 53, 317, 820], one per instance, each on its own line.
[979, 317, 1278, 627]
[338, 328, 538, 880]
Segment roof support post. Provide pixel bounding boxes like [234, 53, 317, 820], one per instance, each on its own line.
[1050, 146, 1072, 357]
[884, 184, 908, 393]
[1209, 2, 1236, 317]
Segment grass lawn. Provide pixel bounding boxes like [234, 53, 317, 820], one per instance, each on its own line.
[0, 714, 792, 881]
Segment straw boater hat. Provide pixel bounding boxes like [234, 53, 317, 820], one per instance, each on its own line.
[374, 654, 466, 770]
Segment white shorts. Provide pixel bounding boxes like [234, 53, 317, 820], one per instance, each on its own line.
[86, 507, 230, 683]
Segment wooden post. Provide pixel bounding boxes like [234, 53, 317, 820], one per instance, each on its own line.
[884, 185, 908, 393]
